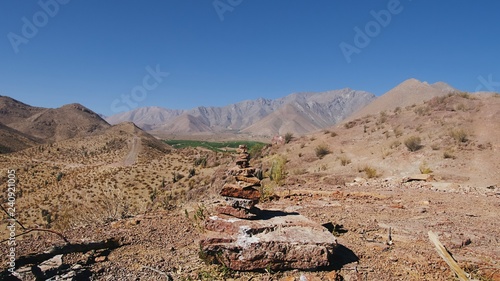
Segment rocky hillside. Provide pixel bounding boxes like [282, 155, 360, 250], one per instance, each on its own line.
[275, 91, 500, 188]
[107, 88, 376, 137]
[0, 122, 41, 153]
[0, 96, 111, 144]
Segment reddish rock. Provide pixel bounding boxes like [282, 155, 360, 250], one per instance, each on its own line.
[216, 206, 258, 219]
[236, 180, 261, 189]
[220, 184, 261, 201]
[228, 167, 256, 177]
[200, 212, 338, 271]
[235, 175, 261, 185]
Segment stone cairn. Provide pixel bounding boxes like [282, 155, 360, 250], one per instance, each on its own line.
[216, 144, 261, 219]
[200, 144, 338, 271]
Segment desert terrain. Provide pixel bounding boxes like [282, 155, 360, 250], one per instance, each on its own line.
[0, 86, 499, 280]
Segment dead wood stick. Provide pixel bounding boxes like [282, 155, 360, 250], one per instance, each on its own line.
[0, 228, 69, 244]
[428, 230, 470, 281]
[14, 237, 126, 269]
[0, 203, 27, 230]
[1, 203, 69, 243]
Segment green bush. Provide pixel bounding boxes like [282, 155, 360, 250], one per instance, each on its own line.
[269, 155, 287, 185]
[248, 143, 266, 159]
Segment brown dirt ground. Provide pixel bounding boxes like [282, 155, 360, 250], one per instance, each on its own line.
[1, 178, 499, 281]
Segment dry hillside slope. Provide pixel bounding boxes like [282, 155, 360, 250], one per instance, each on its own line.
[0, 122, 42, 153]
[2, 101, 110, 143]
[0, 95, 46, 124]
[349, 78, 456, 120]
[278, 92, 499, 188]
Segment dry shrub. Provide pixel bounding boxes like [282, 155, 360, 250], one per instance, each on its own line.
[419, 162, 433, 174]
[315, 144, 331, 159]
[404, 136, 422, 152]
[362, 166, 378, 178]
[449, 129, 468, 143]
[339, 156, 351, 166]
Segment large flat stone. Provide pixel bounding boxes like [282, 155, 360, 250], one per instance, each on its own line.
[200, 211, 338, 271]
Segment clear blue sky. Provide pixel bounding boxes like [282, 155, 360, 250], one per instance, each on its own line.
[1, 0, 499, 116]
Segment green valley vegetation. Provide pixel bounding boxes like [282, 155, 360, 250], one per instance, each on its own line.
[163, 139, 266, 153]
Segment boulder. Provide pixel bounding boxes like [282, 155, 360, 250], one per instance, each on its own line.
[200, 212, 338, 271]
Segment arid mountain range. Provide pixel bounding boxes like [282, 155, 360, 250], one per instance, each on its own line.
[0, 78, 490, 152]
[106, 88, 376, 137]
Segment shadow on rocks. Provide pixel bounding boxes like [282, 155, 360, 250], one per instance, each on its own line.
[252, 208, 300, 220]
[325, 244, 359, 271]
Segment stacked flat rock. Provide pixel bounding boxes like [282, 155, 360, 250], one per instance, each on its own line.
[200, 145, 339, 271]
[217, 145, 261, 219]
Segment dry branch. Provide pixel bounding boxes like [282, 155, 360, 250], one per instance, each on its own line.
[428, 230, 471, 281]
[14, 237, 126, 269]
